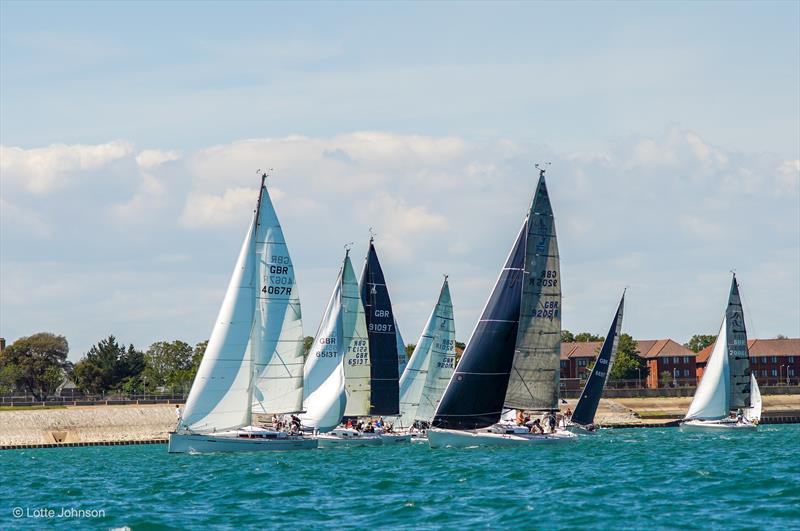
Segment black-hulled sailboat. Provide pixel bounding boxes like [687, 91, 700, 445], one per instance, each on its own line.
[428, 166, 577, 447]
[680, 274, 761, 431]
[359, 236, 411, 443]
[565, 291, 625, 433]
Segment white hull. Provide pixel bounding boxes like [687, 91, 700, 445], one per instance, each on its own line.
[380, 433, 412, 444]
[680, 419, 758, 433]
[428, 428, 577, 448]
[316, 434, 383, 447]
[168, 432, 318, 453]
[410, 434, 429, 443]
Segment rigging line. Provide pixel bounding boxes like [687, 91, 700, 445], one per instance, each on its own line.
[511, 365, 539, 403]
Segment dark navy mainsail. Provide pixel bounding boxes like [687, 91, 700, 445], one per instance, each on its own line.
[571, 292, 625, 426]
[359, 240, 400, 415]
[726, 274, 751, 409]
[432, 221, 526, 430]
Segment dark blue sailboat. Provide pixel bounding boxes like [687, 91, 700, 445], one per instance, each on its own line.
[359, 238, 401, 416]
[570, 291, 625, 429]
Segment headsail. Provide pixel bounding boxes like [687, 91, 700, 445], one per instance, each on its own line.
[506, 171, 562, 411]
[744, 373, 762, 423]
[301, 262, 348, 432]
[571, 291, 625, 426]
[398, 278, 456, 424]
[685, 317, 731, 420]
[432, 221, 526, 429]
[182, 210, 258, 433]
[726, 274, 751, 409]
[250, 184, 305, 415]
[359, 240, 400, 415]
[395, 321, 408, 377]
[343, 252, 372, 416]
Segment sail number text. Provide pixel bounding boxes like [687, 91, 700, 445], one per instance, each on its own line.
[347, 339, 369, 366]
[532, 270, 558, 287]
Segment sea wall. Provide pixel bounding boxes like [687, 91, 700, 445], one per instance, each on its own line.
[0, 405, 178, 446]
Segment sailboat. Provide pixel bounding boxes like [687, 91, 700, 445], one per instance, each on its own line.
[358, 237, 409, 443]
[168, 174, 317, 453]
[565, 291, 625, 433]
[300, 249, 382, 447]
[428, 166, 577, 447]
[681, 274, 760, 432]
[395, 277, 457, 440]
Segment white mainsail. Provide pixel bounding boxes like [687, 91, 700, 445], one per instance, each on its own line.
[397, 278, 456, 424]
[301, 265, 347, 432]
[416, 279, 456, 422]
[342, 254, 372, 416]
[250, 188, 305, 414]
[744, 373, 762, 423]
[685, 317, 731, 420]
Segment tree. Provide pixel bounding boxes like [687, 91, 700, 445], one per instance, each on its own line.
[455, 341, 466, 350]
[776, 334, 788, 340]
[609, 333, 648, 381]
[144, 340, 194, 392]
[574, 332, 604, 343]
[405, 344, 416, 358]
[0, 333, 72, 399]
[303, 336, 314, 357]
[561, 330, 575, 343]
[685, 334, 716, 353]
[73, 335, 144, 394]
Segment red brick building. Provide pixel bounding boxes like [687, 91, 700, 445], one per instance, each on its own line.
[696, 338, 800, 385]
[561, 339, 697, 389]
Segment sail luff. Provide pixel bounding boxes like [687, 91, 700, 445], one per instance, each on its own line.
[505, 172, 561, 411]
[571, 292, 625, 426]
[359, 241, 400, 415]
[726, 274, 751, 409]
[182, 214, 258, 433]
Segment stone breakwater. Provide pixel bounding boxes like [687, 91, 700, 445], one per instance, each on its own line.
[0, 404, 178, 446]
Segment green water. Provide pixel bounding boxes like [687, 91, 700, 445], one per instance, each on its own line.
[1, 425, 799, 530]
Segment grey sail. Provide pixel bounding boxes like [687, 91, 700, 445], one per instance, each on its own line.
[505, 171, 561, 411]
[726, 274, 751, 409]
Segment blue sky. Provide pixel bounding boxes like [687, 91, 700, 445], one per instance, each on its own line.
[1, 1, 798, 360]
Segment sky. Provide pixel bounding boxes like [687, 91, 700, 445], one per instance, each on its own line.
[1, 1, 798, 361]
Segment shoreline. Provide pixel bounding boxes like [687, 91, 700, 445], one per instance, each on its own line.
[2, 396, 799, 450]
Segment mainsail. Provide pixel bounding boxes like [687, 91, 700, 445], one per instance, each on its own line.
[432, 221, 526, 429]
[685, 317, 731, 420]
[343, 252, 372, 417]
[359, 240, 400, 415]
[506, 173, 562, 411]
[250, 186, 305, 415]
[571, 292, 625, 426]
[398, 278, 456, 424]
[301, 260, 348, 432]
[726, 274, 751, 409]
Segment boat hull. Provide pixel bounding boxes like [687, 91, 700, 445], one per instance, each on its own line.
[565, 424, 599, 435]
[168, 432, 318, 453]
[380, 433, 412, 444]
[428, 428, 577, 448]
[316, 434, 383, 447]
[679, 419, 757, 433]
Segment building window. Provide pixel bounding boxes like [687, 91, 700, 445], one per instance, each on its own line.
[683, 369, 690, 377]
[790, 369, 796, 377]
[560, 361, 566, 368]
[684, 356, 690, 364]
[771, 368, 778, 377]
[673, 356, 680, 364]
[789, 356, 795, 363]
[771, 356, 777, 363]
[761, 356, 767, 364]
[752, 357, 759, 364]
[578, 359, 587, 367]
[761, 370, 768, 377]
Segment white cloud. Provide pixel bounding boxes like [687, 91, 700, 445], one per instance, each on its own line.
[135, 149, 180, 170]
[777, 159, 800, 194]
[0, 198, 52, 238]
[179, 187, 257, 228]
[0, 141, 134, 194]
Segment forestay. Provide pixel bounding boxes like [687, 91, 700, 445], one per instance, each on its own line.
[571, 292, 625, 426]
[685, 317, 731, 420]
[506, 173, 562, 411]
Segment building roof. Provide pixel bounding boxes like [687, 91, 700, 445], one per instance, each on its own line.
[696, 338, 800, 364]
[561, 339, 694, 360]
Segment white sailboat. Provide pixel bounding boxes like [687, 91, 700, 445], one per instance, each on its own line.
[301, 249, 382, 447]
[394, 277, 456, 441]
[168, 174, 316, 453]
[681, 274, 760, 432]
[429, 165, 576, 447]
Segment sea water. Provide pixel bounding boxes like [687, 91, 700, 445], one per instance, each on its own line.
[1, 425, 798, 530]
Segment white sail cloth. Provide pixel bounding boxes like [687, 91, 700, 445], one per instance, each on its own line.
[744, 373, 762, 423]
[685, 317, 731, 420]
[397, 279, 456, 424]
[342, 256, 372, 417]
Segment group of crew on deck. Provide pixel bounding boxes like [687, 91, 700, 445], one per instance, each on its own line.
[270, 414, 302, 433]
[510, 408, 594, 433]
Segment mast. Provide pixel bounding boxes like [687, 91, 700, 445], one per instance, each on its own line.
[571, 291, 625, 426]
